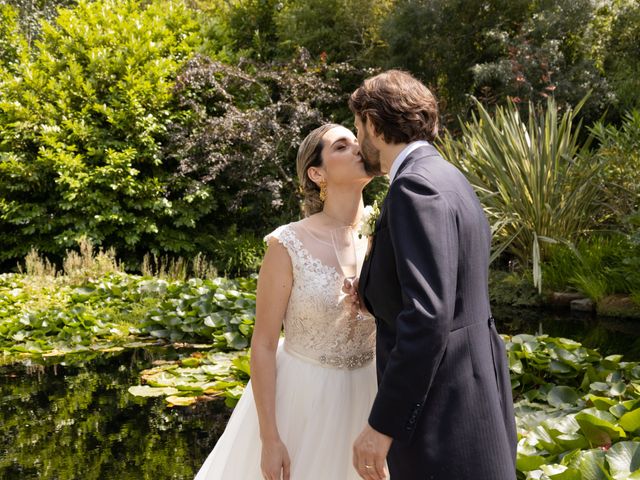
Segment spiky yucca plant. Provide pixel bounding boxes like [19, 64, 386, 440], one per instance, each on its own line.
[438, 97, 599, 291]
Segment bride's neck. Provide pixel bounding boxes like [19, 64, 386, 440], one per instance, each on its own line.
[321, 191, 364, 227]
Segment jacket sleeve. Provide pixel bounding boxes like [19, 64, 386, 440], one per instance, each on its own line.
[368, 172, 459, 443]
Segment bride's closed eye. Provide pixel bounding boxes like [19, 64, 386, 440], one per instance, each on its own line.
[334, 143, 350, 151]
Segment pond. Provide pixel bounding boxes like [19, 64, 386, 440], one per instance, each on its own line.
[0, 346, 228, 480]
[1, 308, 639, 479]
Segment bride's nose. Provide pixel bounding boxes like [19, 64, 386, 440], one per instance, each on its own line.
[352, 143, 361, 156]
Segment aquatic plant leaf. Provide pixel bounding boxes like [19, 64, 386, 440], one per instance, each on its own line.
[128, 385, 179, 397]
[620, 409, 640, 433]
[548, 386, 580, 407]
[165, 395, 197, 407]
[587, 395, 618, 410]
[569, 449, 608, 480]
[517, 452, 547, 472]
[605, 441, 640, 479]
[575, 408, 626, 446]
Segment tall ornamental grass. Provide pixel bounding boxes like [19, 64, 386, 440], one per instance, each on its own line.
[438, 97, 600, 291]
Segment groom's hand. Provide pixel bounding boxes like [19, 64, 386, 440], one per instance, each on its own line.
[353, 424, 391, 479]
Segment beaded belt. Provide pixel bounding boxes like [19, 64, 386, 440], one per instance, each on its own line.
[284, 343, 374, 370]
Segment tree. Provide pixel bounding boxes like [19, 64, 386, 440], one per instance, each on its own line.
[0, 3, 27, 69]
[2, 0, 77, 46]
[163, 56, 357, 247]
[471, 0, 613, 124]
[276, 0, 391, 65]
[382, 0, 531, 121]
[383, 0, 621, 125]
[0, 0, 200, 267]
[603, 1, 640, 113]
[590, 110, 640, 231]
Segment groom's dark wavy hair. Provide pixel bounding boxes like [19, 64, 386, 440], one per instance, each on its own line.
[349, 70, 439, 144]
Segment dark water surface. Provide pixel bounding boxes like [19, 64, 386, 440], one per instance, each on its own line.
[1, 308, 639, 479]
[493, 306, 640, 361]
[0, 347, 229, 480]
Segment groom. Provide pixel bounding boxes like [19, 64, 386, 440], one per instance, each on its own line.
[347, 70, 517, 480]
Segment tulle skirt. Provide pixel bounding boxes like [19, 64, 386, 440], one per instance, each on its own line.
[195, 341, 378, 479]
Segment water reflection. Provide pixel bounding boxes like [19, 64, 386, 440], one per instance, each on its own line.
[494, 306, 640, 361]
[1, 309, 639, 479]
[0, 348, 229, 479]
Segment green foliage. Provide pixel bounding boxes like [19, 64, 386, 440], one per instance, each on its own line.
[1, 3, 365, 270]
[363, 175, 389, 209]
[489, 270, 544, 308]
[590, 110, 640, 231]
[470, 0, 613, 122]
[209, 228, 265, 277]
[16, 236, 124, 283]
[540, 115, 640, 301]
[438, 97, 600, 291]
[182, 0, 234, 63]
[382, 0, 532, 118]
[163, 55, 363, 246]
[3, 0, 640, 277]
[193, 0, 639, 126]
[141, 276, 257, 349]
[0, 3, 28, 69]
[0, 271, 257, 358]
[276, 0, 391, 64]
[0, 0, 200, 266]
[0, 272, 156, 357]
[603, 2, 640, 113]
[2, 0, 77, 46]
[381, 0, 631, 125]
[197, 0, 282, 61]
[191, 0, 281, 62]
[507, 334, 640, 479]
[195, 0, 391, 65]
[141, 251, 219, 281]
[3, 252, 640, 477]
[227, 0, 281, 60]
[542, 235, 640, 301]
[130, 349, 250, 407]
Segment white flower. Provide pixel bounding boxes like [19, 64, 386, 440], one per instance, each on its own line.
[358, 201, 380, 238]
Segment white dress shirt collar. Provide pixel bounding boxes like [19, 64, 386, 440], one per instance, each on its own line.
[388, 141, 431, 183]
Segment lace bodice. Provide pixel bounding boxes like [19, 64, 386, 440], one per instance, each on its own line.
[265, 222, 376, 370]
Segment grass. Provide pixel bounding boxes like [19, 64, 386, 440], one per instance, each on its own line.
[16, 237, 219, 284]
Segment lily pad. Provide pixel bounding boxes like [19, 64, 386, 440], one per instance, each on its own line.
[165, 395, 198, 407]
[128, 385, 179, 397]
[548, 386, 580, 407]
[620, 409, 640, 434]
[605, 441, 640, 480]
[568, 449, 608, 480]
[575, 408, 627, 446]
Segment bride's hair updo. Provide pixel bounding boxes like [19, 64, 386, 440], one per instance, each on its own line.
[296, 123, 342, 217]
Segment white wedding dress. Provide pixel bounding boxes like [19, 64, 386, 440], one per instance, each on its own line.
[195, 221, 377, 480]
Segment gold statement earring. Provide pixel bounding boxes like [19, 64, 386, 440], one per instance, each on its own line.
[319, 180, 327, 202]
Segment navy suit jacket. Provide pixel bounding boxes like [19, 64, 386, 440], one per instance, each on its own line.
[358, 144, 517, 479]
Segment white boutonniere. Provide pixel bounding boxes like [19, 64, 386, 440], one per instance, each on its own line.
[358, 201, 380, 239]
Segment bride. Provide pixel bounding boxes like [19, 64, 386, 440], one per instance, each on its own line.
[195, 124, 379, 480]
